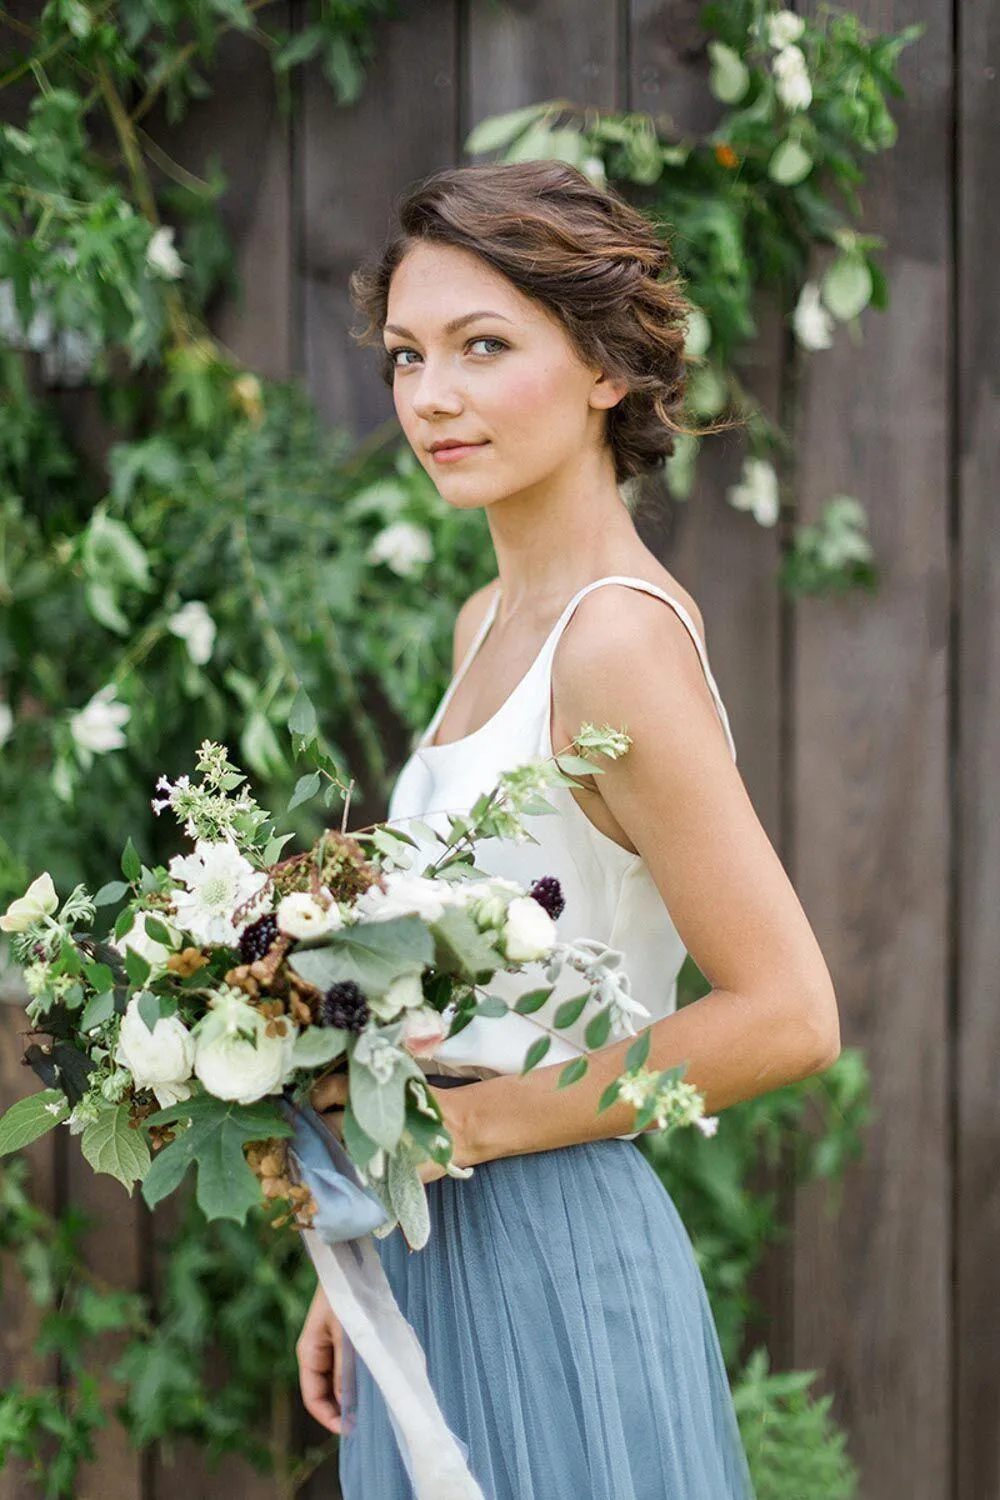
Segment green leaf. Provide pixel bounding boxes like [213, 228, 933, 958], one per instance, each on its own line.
[557, 1057, 589, 1089]
[80, 989, 115, 1033]
[625, 1029, 651, 1072]
[137, 989, 175, 1030]
[287, 771, 321, 813]
[464, 102, 551, 155]
[597, 1078, 622, 1113]
[121, 837, 141, 883]
[0, 1090, 70, 1156]
[584, 1008, 613, 1050]
[472, 995, 508, 1019]
[520, 1036, 551, 1074]
[94, 880, 130, 906]
[81, 1104, 150, 1193]
[553, 992, 589, 1029]
[142, 915, 174, 946]
[124, 947, 152, 987]
[513, 985, 554, 1015]
[290, 1026, 347, 1068]
[341, 1099, 380, 1170]
[554, 752, 601, 778]
[140, 1095, 292, 1223]
[287, 686, 317, 741]
[348, 1055, 406, 1152]
[432, 907, 504, 982]
[387, 1141, 430, 1250]
[287, 915, 433, 997]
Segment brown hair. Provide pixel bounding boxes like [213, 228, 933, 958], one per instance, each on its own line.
[348, 160, 737, 485]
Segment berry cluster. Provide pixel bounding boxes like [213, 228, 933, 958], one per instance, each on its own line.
[528, 875, 565, 921]
[321, 980, 370, 1034]
[238, 913, 280, 965]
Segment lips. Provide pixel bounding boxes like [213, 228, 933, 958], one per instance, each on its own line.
[429, 440, 489, 463]
[430, 440, 487, 452]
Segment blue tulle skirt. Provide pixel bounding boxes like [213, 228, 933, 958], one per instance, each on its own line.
[337, 1086, 756, 1500]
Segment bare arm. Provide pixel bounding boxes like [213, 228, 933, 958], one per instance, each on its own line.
[455, 586, 841, 1164]
[296, 1282, 344, 1434]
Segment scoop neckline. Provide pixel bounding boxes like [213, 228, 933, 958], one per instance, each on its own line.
[418, 586, 535, 754]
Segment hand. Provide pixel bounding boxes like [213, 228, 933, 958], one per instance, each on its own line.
[296, 1281, 344, 1434]
[310, 1071, 474, 1185]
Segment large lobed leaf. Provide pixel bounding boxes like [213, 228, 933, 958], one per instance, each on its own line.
[140, 1094, 293, 1223]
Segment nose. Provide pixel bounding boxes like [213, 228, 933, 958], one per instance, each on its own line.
[407, 355, 465, 420]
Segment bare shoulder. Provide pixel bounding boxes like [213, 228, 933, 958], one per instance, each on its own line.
[451, 576, 501, 675]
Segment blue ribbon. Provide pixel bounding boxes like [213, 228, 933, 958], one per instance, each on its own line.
[281, 1097, 390, 1242]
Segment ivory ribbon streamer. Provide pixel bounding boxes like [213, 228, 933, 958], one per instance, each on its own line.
[286, 1100, 487, 1500]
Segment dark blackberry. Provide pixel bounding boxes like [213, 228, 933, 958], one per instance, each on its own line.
[321, 980, 370, 1034]
[528, 876, 565, 921]
[239, 913, 279, 964]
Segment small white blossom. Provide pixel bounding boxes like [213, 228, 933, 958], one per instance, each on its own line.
[275, 891, 343, 940]
[167, 601, 216, 666]
[168, 837, 270, 946]
[0, 872, 58, 932]
[772, 45, 813, 111]
[502, 895, 557, 963]
[353, 1027, 401, 1085]
[727, 457, 781, 527]
[145, 225, 185, 280]
[366, 521, 433, 578]
[0, 697, 13, 748]
[695, 1115, 720, 1137]
[70, 684, 131, 755]
[766, 10, 805, 49]
[793, 281, 834, 351]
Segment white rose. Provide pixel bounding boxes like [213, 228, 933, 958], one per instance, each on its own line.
[167, 601, 216, 666]
[792, 281, 834, 351]
[70, 684, 131, 755]
[145, 225, 185, 280]
[369, 971, 425, 1022]
[115, 997, 195, 1108]
[366, 520, 433, 578]
[502, 895, 558, 963]
[400, 1005, 449, 1059]
[766, 10, 805, 49]
[276, 891, 344, 940]
[1, 872, 59, 932]
[193, 990, 297, 1104]
[113, 910, 181, 972]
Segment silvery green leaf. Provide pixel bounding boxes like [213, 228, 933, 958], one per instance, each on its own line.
[388, 1141, 430, 1250]
[348, 1055, 406, 1152]
[287, 915, 433, 996]
[464, 102, 551, 155]
[290, 1026, 347, 1068]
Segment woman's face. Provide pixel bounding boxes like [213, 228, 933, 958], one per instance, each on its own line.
[383, 240, 622, 510]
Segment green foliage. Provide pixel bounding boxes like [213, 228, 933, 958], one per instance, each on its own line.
[141, 1095, 293, 1221]
[734, 1347, 860, 1499]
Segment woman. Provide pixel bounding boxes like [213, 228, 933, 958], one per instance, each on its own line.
[297, 160, 841, 1498]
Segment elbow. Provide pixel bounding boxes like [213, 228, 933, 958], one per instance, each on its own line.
[782, 975, 841, 1080]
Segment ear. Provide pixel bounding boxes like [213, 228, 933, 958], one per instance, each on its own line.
[589, 370, 629, 411]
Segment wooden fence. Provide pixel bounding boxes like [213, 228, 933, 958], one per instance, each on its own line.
[2, 1, 997, 1497]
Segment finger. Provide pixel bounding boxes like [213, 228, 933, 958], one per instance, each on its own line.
[312, 1073, 349, 1111]
[298, 1335, 342, 1434]
[317, 1107, 344, 1140]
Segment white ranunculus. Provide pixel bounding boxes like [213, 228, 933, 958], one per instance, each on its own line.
[502, 895, 558, 963]
[400, 1005, 449, 1058]
[276, 891, 344, 940]
[168, 837, 270, 947]
[766, 10, 805, 49]
[70, 684, 131, 754]
[366, 520, 433, 578]
[727, 457, 780, 527]
[193, 989, 297, 1104]
[354, 871, 467, 925]
[146, 225, 184, 280]
[0, 872, 59, 932]
[792, 281, 834, 351]
[772, 45, 813, 111]
[167, 600, 216, 666]
[0, 697, 13, 749]
[115, 996, 195, 1108]
[113, 910, 181, 971]
[368, 971, 425, 1022]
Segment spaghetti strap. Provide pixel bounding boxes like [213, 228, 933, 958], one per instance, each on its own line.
[419, 585, 502, 749]
[539, 575, 738, 762]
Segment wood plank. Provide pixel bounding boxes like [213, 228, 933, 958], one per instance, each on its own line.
[791, 3, 952, 1495]
[955, 0, 1000, 1494]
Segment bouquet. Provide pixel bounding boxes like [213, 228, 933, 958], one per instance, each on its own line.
[0, 726, 712, 1498]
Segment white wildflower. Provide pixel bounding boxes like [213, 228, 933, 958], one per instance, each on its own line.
[766, 10, 805, 49]
[366, 520, 433, 578]
[695, 1115, 720, 1137]
[727, 457, 781, 527]
[145, 225, 185, 280]
[772, 45, 813, 111]
[792, 281, 834, 351]
[69, 684, 131, 755]
[167, 601, 216, 666]
[167, 837, 270, 946]
[0, 872, 58, 932]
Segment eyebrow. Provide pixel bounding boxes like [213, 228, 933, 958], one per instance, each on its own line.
[382, 311, 514, 340]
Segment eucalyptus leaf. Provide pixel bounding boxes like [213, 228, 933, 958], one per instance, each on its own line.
[348, 1055, 406, 1152]
[287, 916, 433, 996]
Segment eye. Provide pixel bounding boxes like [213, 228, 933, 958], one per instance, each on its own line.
[384, 336, 509, 369]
